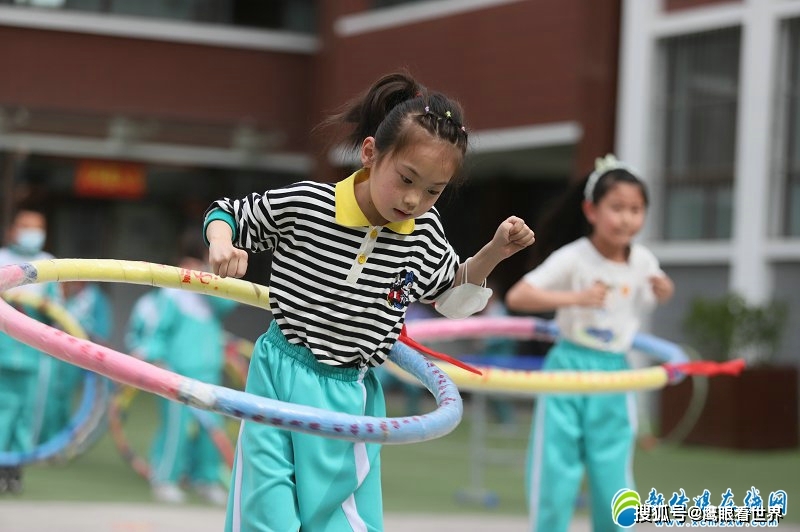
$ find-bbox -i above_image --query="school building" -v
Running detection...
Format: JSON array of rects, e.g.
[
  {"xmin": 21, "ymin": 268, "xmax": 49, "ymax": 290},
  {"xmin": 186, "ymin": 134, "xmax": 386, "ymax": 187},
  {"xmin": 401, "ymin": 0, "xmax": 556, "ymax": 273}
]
[
  {"xmin": 0, "ymin": 0, "xmax": 797, "ymax": 365},
  {"xmin": 617, "ymin": 0, "xmax": 800, "ymax": 364}
]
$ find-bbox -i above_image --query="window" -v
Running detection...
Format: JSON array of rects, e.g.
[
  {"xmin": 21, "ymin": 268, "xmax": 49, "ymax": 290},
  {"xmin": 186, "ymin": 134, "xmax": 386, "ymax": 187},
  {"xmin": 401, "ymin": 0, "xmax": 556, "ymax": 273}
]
[
  {"xmin": 4, "ymin": 0, "xmax": 316, "ymax": 33},
  {"xmin": 780, "ymin": 19, "xmax": 800, "ymax": 236},
  {"xmin": 660, "ymin": 28, "xmax": 740, "ymax": 240},
  {"xmin": 372, "ymin": 0, "xmax": 431, "ymax": 8}
]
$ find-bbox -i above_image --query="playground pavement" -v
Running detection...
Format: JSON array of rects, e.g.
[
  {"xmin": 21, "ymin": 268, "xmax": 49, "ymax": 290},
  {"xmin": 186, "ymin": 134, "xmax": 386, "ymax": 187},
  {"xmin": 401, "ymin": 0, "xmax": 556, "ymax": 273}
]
[{"xmin": 1, "ymin": 501, "xmax": 799, "ymax": 531}]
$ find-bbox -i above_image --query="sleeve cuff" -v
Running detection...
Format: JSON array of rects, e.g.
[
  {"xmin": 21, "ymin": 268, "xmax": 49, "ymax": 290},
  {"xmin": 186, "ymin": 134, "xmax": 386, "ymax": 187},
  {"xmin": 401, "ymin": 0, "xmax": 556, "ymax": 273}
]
[{"xmin": 203, "ymin": 209, "xmax": 237, "ymax": 245}]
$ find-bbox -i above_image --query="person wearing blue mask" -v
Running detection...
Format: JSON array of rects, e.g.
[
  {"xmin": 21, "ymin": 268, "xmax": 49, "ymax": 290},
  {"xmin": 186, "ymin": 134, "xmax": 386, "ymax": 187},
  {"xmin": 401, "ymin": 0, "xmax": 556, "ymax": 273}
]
[{"xmin": 0, "ymin": 206, "xmax": 61, "ymax": 494}]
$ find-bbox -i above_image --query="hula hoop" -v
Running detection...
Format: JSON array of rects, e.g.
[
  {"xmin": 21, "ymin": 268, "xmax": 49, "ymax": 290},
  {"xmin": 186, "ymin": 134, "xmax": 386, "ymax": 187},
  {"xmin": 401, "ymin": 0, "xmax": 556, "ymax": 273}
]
[
  {"xmin": 107, "ymin": 385, "xmax": 235, "ymax": 483},
  {"xmin": 0, "ymin": 259, "xmax": 462, "ymax": 444},
  {"xmin": 655, "ymin": 344, "xmax": 710, "ymax": 445},
  {"xmin": 0, "ymin": 291, "xmax": 108, "ymax": 466},
  {"xmin": 388, "ymin": 316, "xmax": 692, "ymax": 396},
  {"xmin": 108, "ymin": 334, "xmax": 252, "ymax": 482},
  {"xmin": 223, "ymin": 332, "xmax": 252, "ymax": 385},
  {"xmin": 398, "ymin": 317, "xmax": 726, "ymax": 450}
]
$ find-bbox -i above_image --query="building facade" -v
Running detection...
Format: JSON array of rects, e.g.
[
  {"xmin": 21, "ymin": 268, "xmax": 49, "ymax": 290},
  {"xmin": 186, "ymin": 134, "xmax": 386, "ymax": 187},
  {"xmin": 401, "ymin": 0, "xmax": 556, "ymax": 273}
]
[
  {"xmin": 0, "ymin": 0, "xmax": 624, "ymax": 346},
  {"xmin": 618, "ymin": 0, "xmax": 800, "ymax": 363}
]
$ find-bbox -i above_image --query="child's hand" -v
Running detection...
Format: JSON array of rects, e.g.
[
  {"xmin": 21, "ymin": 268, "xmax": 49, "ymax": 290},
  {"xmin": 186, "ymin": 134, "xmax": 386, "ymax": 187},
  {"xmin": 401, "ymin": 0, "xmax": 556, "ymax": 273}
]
[
  {"xmin": 491, "ymin": 216, "xmax": 535, "ymax": 258},
  {"xmin": 209, "ymin": 240, "xmax": 249, "ymax": 278},
  {"xmin": 206, "ymin": 220, "xmax": 249, "ymax": 278},
  {"xmin": 577, "ymin": 281, "xmax": 608, "ymax": 308},
  {"xmin": 650, "ymin": 275, "xmax": 674, "ymax": 303}
]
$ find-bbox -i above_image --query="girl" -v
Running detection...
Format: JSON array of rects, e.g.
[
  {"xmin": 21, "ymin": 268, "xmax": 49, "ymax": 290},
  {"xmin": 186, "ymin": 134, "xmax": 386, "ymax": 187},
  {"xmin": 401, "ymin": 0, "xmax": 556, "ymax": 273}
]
[
  {"xmin": 127, "ymin": 236, "xmax": 236, "ymax": 506},
  {"xmin": 204, "ymin": 72, "xmax": 535, "ymax": 531},
  {"xmin": 505, "ymin": 154, "xmax": 674, "ymax": 532}
]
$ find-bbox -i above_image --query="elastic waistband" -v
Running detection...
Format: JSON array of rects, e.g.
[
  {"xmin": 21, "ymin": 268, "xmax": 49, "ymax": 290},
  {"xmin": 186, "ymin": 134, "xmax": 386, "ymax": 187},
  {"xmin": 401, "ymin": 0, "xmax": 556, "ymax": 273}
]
[
  {"xmin": 263, "ymin": 321, "xmax": 363, "ymax": 382},
  {"xmin": 557, "ymin": 338, "xmax": 627, "ymax": 360}
]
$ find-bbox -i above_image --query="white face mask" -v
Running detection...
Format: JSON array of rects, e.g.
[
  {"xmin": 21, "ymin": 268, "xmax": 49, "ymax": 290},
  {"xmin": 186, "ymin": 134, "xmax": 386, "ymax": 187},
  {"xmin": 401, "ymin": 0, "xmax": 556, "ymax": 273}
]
[
  {"xmin": 14, "ymin": 228, "xmax": 46, "ymax": 255},
  {"xmin": 434, "ymin": 260, "xmax": 493, "ymax": 320}
]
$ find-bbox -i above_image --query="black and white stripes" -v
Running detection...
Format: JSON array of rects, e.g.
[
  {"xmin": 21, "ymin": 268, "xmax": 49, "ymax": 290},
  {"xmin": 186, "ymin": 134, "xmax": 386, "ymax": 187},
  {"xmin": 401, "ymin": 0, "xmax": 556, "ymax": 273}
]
[{"xmin": 207, "ymin": 180, "xmax": 459, "ymax": 368}]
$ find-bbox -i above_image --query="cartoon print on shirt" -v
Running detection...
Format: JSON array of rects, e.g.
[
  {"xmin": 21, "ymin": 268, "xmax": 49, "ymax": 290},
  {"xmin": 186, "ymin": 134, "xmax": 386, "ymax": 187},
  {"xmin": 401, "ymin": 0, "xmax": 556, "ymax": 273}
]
[
  {"xmin": 581, "ymin": 280, "xmax": 634, "ymax": 345},
  {"xmin": 585, "ymin": 326, "xmax": 614, "ymax": 344},
  {"xmin": 386, "ymin": 270, "xmax": 416, "ymax": 309}
]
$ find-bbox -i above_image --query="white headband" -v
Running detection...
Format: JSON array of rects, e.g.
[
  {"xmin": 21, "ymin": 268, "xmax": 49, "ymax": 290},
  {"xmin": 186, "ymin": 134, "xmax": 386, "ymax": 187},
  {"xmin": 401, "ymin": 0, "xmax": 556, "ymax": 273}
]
[{"xmin": 583, "ymin": 153, "xmax": 640, "ymax": 201}]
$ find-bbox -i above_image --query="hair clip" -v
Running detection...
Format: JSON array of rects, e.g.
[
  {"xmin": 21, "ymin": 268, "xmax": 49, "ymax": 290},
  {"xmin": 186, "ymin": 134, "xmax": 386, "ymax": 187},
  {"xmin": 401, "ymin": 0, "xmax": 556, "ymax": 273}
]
[
  {"xmin": 445, "ymin": 111, "xmax": 452, "ymax": 119},
  {"xmin": 424, "ymin": 106, "xmax": 430, "ymax": 113}
]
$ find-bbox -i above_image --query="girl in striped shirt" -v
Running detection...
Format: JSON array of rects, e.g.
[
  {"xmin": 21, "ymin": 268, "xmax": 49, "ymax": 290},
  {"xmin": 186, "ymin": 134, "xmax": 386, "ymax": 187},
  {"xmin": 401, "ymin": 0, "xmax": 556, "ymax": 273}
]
[{"xmin": 205, "ymin": 71, "xmax": 535, "ymax": 532}]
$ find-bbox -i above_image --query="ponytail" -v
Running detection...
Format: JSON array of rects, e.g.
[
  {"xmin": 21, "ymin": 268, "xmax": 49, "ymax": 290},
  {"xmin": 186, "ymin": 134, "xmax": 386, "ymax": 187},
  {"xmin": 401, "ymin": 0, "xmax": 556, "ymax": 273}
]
[
  {"xmin": 317, "ymin": 70, "xmax": 469, "ymax": 170},
  {"xmin": 335, "ymin": 72, "xmax": 422, "ymax": 152}
]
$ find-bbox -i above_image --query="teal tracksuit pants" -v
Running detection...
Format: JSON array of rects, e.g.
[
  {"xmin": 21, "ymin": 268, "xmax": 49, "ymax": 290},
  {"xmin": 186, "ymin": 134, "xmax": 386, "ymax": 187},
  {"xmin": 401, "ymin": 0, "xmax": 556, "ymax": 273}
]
[
  {"xmin": 38, "ymin": 359, "xmax": 83, "ymax": 443},
  {"xmin": 226, "ymin": 321, "xmax": 385, "ymax": 532},
  {"xmin": 527, "ymin": 340, "xmax": 637, "ymax": 532},
  {"xmin": 149, "ymin": 393, "xmax": 223, "ymax": 485},
  {"xmin": 0, "ymin": 368, "xmax": 41, "ymax": 453}
]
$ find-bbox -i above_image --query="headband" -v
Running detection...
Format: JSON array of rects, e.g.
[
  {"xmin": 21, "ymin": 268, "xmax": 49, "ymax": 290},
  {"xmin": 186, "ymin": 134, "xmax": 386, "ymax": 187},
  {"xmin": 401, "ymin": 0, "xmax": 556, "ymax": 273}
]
[{"xmin": 583, "ymin": 153, "xmax": 640, "ymax": 201}]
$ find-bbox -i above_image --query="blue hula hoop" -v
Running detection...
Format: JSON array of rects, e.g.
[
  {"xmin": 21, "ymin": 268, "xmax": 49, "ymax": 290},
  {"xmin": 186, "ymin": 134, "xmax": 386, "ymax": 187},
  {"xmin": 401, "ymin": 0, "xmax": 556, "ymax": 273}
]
[{"xmin": 0, "ymin": 371, "xmax": 103, "ymax": 466}]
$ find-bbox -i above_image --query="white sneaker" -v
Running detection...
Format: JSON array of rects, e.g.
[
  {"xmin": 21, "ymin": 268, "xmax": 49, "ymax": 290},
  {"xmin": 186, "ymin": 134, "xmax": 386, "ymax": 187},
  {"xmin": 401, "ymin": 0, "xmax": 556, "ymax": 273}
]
[
  {"xmin": 152, "ymin": 483, "xmax": 187, "ymax": 504},
  {"xmin": 194, "ymin": 484, "xmax": 228, "ymax": 506}
]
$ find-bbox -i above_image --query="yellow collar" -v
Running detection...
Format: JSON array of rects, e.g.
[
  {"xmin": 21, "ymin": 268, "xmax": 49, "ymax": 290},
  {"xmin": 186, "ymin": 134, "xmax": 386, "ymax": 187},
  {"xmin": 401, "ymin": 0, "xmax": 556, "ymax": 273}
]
[{"xmin": 334, "ymin": 169, "xmax": 415, "ymax": 234}]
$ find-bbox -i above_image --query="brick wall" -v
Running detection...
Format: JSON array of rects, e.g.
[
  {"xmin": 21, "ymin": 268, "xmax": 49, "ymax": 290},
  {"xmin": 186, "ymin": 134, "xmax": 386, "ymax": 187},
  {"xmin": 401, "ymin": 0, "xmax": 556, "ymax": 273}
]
[{"xmin": 0, "ymin": 26, "xmax": 314, "ymax": 150}]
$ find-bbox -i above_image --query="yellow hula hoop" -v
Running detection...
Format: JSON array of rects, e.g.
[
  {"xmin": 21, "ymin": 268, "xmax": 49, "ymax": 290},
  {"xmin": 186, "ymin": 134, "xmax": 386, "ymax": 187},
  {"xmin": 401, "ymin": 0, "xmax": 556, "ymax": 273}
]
[
  {"xmin": 386, "ymin": 316, "xmax": 686, "ymax": 396},
  {"xmin": 31, "ymin": 259, "xmax": 270, "ymax": 307},
  {"xmin": 0, "ymin": 259, "xmax": 464, "ymax": 444},
  {"xmin": 32, "ymin": 259, "xmax": 264, "ymax": 388},
  {"xmin": 390, "ymin": 361, "xmax": 669, "ymax": 396},
  {"xmin": 3, "ymin": 290, "xmax": 87, "ymax": 339}
]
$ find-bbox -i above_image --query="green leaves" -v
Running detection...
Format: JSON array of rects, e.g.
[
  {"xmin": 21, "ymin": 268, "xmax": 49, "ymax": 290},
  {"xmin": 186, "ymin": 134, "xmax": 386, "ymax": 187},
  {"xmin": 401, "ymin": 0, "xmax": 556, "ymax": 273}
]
[{"xmin": 683, "ymin": 293, "xmax": 788, "ymax": 364}]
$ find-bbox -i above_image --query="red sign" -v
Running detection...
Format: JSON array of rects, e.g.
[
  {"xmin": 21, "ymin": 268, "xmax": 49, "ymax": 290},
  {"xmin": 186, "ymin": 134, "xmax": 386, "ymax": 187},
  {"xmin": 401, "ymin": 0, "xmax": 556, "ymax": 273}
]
[{"xmin": 74, "ymin": 160, "xmax": 146, "ymax": 199}]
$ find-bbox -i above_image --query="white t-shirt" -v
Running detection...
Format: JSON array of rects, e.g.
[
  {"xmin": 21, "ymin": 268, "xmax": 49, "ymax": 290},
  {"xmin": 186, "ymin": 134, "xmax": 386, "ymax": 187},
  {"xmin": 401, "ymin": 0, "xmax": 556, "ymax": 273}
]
[{"xmin": 522, "ymin": 237, "xmax": 663, "ymax": 353}]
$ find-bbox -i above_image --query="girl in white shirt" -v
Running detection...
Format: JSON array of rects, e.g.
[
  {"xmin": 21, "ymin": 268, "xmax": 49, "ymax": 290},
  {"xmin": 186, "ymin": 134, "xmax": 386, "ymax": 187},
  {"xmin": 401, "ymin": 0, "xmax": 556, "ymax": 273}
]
[{"xmin": 506, "ymin": 154, "xmax": 674, "ymax": 532}]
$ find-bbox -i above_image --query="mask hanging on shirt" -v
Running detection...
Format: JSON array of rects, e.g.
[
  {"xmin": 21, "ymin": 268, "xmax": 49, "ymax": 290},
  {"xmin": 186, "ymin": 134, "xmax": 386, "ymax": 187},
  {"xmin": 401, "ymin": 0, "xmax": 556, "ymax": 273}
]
[
  {"xmin": 14, "ymin": 228, "xmax": 46, "ymax": 255},
  {"xmin": 434, "ymin": 260, "xmax": 493, "ymax": 320}
]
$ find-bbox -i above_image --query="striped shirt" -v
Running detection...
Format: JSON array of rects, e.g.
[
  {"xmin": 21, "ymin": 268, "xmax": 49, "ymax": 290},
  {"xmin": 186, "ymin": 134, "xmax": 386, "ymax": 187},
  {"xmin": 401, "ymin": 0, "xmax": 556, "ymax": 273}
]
[{"xmin": 205, "ymin": 169, "xmax": 459, "ymax": 368}]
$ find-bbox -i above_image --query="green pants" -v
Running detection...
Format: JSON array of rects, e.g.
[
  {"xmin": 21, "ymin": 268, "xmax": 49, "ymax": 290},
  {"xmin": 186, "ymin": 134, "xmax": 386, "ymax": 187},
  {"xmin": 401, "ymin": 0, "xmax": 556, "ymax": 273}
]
[
  {"xmin": 527, "ymin": 340, "xmax": 637, "ymax": 532},
  {"xmin": 0, "ymin": 367, "xmax": 42, "ymax": 453},
  {"xmin": 39, "ymin": 359, "xmax": 84, "ymax": 443},
  {"xmin": 226, "ymin": 321, "xmax": 385, "ymax": 532},
  {"xmin": 149, "ymin": 397, "xmax": 222, "ymax": 485}
]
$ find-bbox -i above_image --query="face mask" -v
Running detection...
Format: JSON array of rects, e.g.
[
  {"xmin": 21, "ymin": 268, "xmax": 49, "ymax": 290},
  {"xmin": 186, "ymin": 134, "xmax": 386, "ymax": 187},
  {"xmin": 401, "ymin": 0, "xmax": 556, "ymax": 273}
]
[
  {"xmin": 435, "ymin": 260, "xmax": 493, "ymax": 320},
  {"xmin": 14, "ymin": 228, "xmax": 46, "ymax": 255}
]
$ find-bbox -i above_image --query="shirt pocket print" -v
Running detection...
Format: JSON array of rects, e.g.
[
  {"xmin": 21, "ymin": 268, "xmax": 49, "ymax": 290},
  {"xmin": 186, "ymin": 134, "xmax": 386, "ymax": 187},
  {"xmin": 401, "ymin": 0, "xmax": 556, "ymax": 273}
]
[{"xmin": 385, "ymin": 269, "xmax": 417, "ymax": 310}]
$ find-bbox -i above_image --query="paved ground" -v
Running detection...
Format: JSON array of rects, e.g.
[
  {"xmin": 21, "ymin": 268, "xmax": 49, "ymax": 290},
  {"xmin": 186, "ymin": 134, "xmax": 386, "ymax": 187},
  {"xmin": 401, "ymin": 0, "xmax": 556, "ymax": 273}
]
[{"xmin": 1, "ymin": 501, "xmax": 798, "ymax": 531}]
